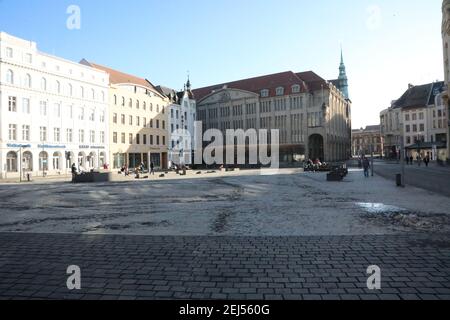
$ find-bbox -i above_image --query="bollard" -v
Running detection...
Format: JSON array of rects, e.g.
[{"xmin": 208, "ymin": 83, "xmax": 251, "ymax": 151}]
[{"xmin": 396, "ymin": 174, "xmax": 402, "ymax": 187}]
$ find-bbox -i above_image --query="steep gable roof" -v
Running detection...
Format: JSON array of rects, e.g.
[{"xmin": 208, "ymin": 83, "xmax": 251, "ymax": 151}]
[{"xmin": 393, "ymin": 83, "xmax": 433, "ymax": 109}]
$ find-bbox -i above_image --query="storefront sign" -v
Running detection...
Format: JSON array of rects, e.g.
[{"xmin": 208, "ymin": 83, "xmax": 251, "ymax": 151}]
[
  {"xmin": 38, "ymin": 144, "xmax": 66, "ymax": 149},
  {"xmin": 7, "ymin": 144, "xmax": 32, "ymax": 148}
]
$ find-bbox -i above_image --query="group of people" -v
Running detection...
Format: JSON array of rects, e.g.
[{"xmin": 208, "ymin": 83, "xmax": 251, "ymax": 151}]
[
  {"xmin": 120, "ymin": 162, "xmax": 156, "ymax": 177},
  {"xmin": 405, "ymin": 154, "xmax": 430, "ymax": 167},
  {"xmin": 304, "ymin": 158, "xmax": 328, "ymax": 172}
]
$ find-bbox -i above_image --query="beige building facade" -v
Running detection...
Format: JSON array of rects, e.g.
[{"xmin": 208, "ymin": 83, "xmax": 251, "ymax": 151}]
[
  {"xmin": 380, "ymin": 82, "xmax": 448, "ymax": 161},
  {"xmin": 352, "ymin": 125, "xmax": 383, "ymax": 157},
  {"xmin": 81, "ymin": 60, "xmax": 169, "ymax": 170},
  {"xmin": 193, "ymin": 68, "xmax": 352, "ymax": 164}
]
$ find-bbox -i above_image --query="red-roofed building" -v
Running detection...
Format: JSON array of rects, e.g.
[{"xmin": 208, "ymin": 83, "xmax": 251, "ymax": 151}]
[{"xmin": 193, "ymin": 64, "xmax": 352, "ymax": 164}]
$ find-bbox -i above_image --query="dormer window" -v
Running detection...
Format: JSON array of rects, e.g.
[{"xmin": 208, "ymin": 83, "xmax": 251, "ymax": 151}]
[
  {"xmin": 292, "ymin": 85, "xmax": 301, "ymax": 93},
  {"xmin": 261, "ymin": 89, "xmax": 269, "ymax": 98},
  {"xmin": 276, "ymin": 87, "xmax": 284, "ymax": 96}
]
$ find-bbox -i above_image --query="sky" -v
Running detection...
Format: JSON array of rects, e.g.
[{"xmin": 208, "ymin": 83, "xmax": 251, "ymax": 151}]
[{"xmin": 0, "ymin": 0, "xmax": 445, "ymax": 129}]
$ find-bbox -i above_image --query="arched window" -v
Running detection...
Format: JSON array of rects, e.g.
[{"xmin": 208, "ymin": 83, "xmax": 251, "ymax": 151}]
[
  {"xmin": 25, "ymin": 74, "xmax": 32, "ymax": 88},
  {"xmin": 292, "ymin": 85, "xmax": 301, "ymax": 93},
  {"xmin": 260, "ymin": 89, "xmax": 269, "ymax": 98},
  {"xmin": 41, "ymin": 77, "xmax": 47, "ymax": 91},
  {"xmin": 136, "ymin": 100, "xmax": 140, "ymax": 109},
  {"xmin": 23, "ymin": 151, "xmax": 33, "ymax": 171},
  {"xmin": 6, "ymin": 69, "xmax": 14, "ymax": 84},
  {"xmin": 143, "ymin": 102, "xmax": 146, "ymax": 110},
  {"xmin": 276, "ymin": 87, "xmax": 284, "ymax": 96},
  {"xmin": 6, "ymin": 151, "xmax": 18, "ymax": 172},
  {"xmin": 39, "ymin": 151, "xmax": 48, "ymax": 171},
  {"xmin": 53, "ymin": 152, "xmax": 62, "ymax": 170}
]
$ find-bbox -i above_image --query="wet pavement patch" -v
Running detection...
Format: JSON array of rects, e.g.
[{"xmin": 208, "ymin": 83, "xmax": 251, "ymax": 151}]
[{"xmin": 357, "ymin": 202, "xmax": 410, "ymax": 215}]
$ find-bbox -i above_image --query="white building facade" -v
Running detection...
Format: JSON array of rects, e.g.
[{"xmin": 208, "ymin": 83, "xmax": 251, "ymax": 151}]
[
  {"xmin": 0, "ymin": 32, "xmax": 110, "ymax": 179},
  {"xmin": 156, "ymin": 81, "xmax": 196, "ymax": 166}
]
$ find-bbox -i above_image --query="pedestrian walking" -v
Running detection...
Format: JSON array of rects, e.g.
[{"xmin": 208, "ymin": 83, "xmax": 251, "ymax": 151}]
[
  {"xmin": 424, "ymin": 156, "xmax": 430, "ymax": 167},
  {"xmin": 409, "ymin": 156, "xmax": 413, "ymax": 165},
  {"xmin": 150, "ymin": 162, "xmax": 155, "ymax": 175},
  {"xmin": 362, "ymin": 157, "xmax": 370, "ymax": 178},
  {"xmin": 71, "ymin": 163, "xmax": 77, "ymax": 182}
]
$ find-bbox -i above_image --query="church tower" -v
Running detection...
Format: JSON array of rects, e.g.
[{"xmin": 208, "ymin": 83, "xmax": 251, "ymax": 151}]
[{"xmin": 338, "ymin": 49, "xmax": 349, "ymax": 100}]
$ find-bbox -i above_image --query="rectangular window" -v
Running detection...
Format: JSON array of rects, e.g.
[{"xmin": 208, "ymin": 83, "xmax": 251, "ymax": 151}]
[
  {"xmin": 143, "ymin": 117, "xmax": 147, "ymax": 128},
  {"xmin": 40, "ymin": 127, "xmax": 47, "ymax": 142},
  {"xmin": 100, "ymin": 131, "xmax": 105, "ymax": 144},
  {"xmin": 54, "ymin": 128, "xmax": 61, "ymax": 142},
  {"xmin": 89, "ymin": 110, "xmax": 95, "ymax": 121},
  {"xmin": 162, "ymin": 136, "xmax": 166, "ymax": 146},
  {"xmin": 405, "ymin": 125, "xmax": 410, "ymax": 133},
  {"xmin": 113, "ymin": 113, "xmax": 118, "ymax": 124},
  {"xmin": 78, "ymin": 107, "xmax": 84, "ymax": 120},
  {"xmin": 129, "ymin": 133, "xmax": 133, "ymax": 144},
  {"xmin": 40, "ymin": 101, "xmax": 48, "ymax": 116},
  {"xmin": 150, "ymin": 119, "xmax": 153, "ymax": 128},
  {"xmin": 121, "ymin": 133, "xmax": 125, "ymax": 144},
  {"xmin": 66, "ymin": 129, "xmax": 73, "ymax": 143},
  {"xmin": 26, "ymin": 53, "xmax": 32, "ymax": 64},
  {"xmin": 136, "ymin": 134, "xmax": 140, "ymax": 145},
  {"xmin": 100, "ymin": 111, "xmax": 105, "ymax": 123},
  {"xmin": 419, "ymin": 124, "xmax": 425, "ymax": 132},
  {"xmin": 121, "ymin": 114, "xmax": 125, "ymax": 125},
  {"xmin": 22, "ymin": 125, "xmax": 30, "ymax": 141},
  {"xmin": 22, "ymin": 98, "xmax": 30, "ymax": 114},
  {"xmin": 156, "ymin": 120, "xmax": 160, "ymax": 129},
  {"xmin": 143, "ymin": 134, "xmax": 147, "ymax": 145},
  {"xmin": 79, "ymin": 130, "xmax": 84, "ymax": 143},
  {"xmin": 90, "ymin": 130, "xmax": 95, "ymax": 143},
  {"xmin": 54, "ymin": 103, "xmax": 61, "ymax": 118},
  {"xmin": 8, "ymin": 96, "xmax": 17, "ymax": 112},
  {"xmin": 137, "ymin": 116, "xmax": 140, "ymax": 127},
  {"xmin": 113, "ymin": 132, "xmax": 118, "ymax": 144},
  {"xmin": 162, "ymin": 121, "xmax": 165, "ymax": 130},
  {"xmin": 9, "ymin": 124, "xmax": 17, "ymax": 140},
  {"xmin": 129, "ymin": 115, "xmax": 133, "ymax": 126},
  {"xmin": 150, "ymin": 135, "xmax": 154, "ymax": 145},
  {"xmin": 156, "ymin": 135, "xmax": 160, "ymax": 145}
]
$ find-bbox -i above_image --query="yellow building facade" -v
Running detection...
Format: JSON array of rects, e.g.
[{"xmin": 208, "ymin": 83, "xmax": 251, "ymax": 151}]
[{"xmin": 81, "ymin": 60, "xmax": 169, "ymax": 170}]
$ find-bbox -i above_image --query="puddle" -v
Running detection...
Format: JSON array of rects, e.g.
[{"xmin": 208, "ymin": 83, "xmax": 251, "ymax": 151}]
[{"xmin": 356, "ymin": 203, "xmax": 409, "ymax": 215}]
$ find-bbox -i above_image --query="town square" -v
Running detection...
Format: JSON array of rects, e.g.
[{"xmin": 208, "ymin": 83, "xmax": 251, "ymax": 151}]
[{"xmin": 0, "ymin": 0, "xmax": 449, "ymax": 305}]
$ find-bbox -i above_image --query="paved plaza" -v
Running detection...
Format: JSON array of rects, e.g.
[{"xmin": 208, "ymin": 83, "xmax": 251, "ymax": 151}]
[{"xmin": 0, "ymin": 169, "xmax": 450, "ymax": 300}]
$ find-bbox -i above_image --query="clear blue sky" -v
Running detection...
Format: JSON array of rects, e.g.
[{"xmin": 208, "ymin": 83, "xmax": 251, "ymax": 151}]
[{"xmin": 0, "ymin": 0, "xmax": 444, "ymax": 128}]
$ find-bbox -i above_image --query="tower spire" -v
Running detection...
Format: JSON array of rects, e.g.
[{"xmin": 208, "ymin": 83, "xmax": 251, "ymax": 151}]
[{"xmin": 338, "ymin": 48, "xmax": 349, "ymax": 99}]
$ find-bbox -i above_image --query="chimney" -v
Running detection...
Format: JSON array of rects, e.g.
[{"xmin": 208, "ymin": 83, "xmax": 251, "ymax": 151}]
[{"xmin": 408, "ymin": 83, "xmax": 414, "ymax": 89}]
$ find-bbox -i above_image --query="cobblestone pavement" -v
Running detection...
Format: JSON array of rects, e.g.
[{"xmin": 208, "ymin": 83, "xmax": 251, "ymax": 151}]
[{"xmin": 1, "ymin": 232, "xmax": 450, "ymax": 300}]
